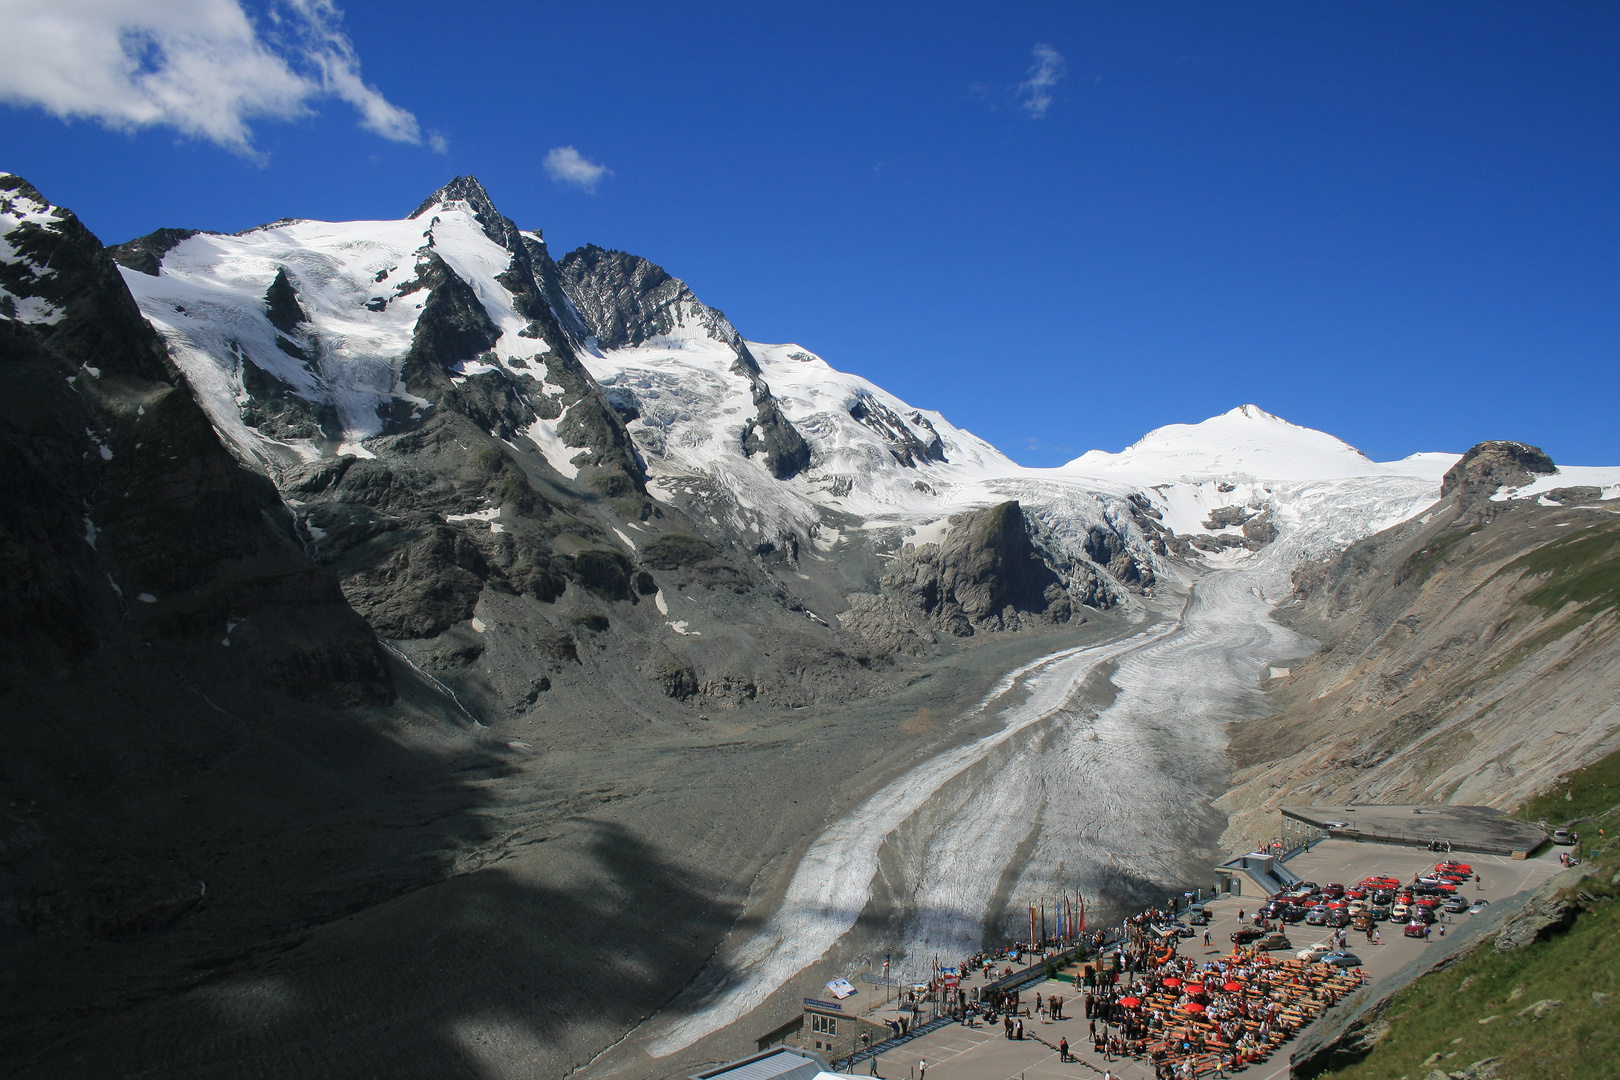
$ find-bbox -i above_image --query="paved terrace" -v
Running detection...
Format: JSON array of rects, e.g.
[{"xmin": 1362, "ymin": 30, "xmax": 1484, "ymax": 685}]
[
  {"xmin": 1281, "ymin": 804, "xmax": 1548, "ymax": 856},
  {"xmin": 858, "ymin": 840, "xmax": 1563, "ymax": 1080}
]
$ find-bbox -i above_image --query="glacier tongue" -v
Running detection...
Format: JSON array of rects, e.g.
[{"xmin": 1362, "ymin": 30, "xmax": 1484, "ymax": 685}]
[{"xmin": 642, "ymin": 469, "xmax": 1444, "ymax": 1056}]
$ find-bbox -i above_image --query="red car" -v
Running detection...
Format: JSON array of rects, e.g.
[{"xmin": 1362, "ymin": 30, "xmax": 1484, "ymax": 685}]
[{"xmin": 1403, "ymin": 920, "xmax": 1429, "ymax": 938}]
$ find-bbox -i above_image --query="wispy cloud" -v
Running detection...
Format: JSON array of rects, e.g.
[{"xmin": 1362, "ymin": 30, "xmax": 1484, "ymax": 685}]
[
  {"xmin": 0, "ymin": 0, "xmax": 428, "ymax": 160},
  {"xmin": 544, "ymin": 145, "xmax": 611, "ymax": 193},
  {"xmin": 1014, "ymin": 43, "xmax": 1066, "ymax": 119}
]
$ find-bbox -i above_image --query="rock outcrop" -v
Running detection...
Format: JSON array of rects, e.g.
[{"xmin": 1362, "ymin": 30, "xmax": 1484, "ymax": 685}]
[
  {"xmin": 1440, "ymin": 440, "xmax": 1556, "ymax": 506},
  {"xmin": 842, "ymin": 501, "xmax": 1112, "ymax": 651},
  {"xmin": 1495, "ymin": 865, "xmax": 1593, "ymax": 951}
]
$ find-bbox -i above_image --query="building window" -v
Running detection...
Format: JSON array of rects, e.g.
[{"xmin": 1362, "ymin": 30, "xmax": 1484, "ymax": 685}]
[{"xmin": 810, "ymin": 1014, "xmax": 837, "ymax": 1035}]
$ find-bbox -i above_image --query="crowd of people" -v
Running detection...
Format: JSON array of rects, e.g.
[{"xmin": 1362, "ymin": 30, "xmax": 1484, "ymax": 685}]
[
  {"xmin": 1072, "ymin": 945, "xmax": 1364, "ymax": 1076},
  {"xmin": 941, "ymin": 908, "xmax": 1361, "ymax": 1076},
  {"xmin": 866, "ymin": 904, "xmax": 1364, "ymax": 1076}
]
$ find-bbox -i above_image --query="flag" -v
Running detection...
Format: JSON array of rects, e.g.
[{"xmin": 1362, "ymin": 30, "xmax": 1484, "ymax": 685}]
[
  {"xmin": 1028, "ymin": 905, "xmax": 1037, "ymax": 945},
  {"xmin": 1040, "ymin": 899, "xmax": 1047, "ymax": 945},
  {"xmin": 1078, "ymin": 892, "xmax": 1086, "ymax": 935}
]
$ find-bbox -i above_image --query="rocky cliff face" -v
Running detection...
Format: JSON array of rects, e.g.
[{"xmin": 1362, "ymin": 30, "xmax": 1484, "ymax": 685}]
[
  {"xmin": 0, "ymin": 172, "xmax": 391, "ymax": 707},
  {"xmin": 1439, "ymin": 440, "xmax": 1556, "ymax": 507},
  {"xmin": 1216, "ymin": 443, "xmax": 1620, "ymax": 850},
  {"xmin": 841, "ymin": 501, "xmax": 1113, "ymax": 652},
  {"xmin": 557, "ymin": 244, "xmax": 811, "ymax": 479},
  {"xmin": 0, "ymin": 173, "xmax": 492, "ymax": 1018}
]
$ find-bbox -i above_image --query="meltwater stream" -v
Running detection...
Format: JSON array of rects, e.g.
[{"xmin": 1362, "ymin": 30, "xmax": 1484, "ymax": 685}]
[{"xmin": 646, "ymin": 478, "xmax": 1441, "ymax": 1058}]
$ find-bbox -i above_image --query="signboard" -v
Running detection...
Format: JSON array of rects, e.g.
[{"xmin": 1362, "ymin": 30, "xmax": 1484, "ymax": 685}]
[
  {"xmin": 825, "ymin": 978, "xmax": 857, "ymax": 999},
  {"xmin": 803, "ymin": 998, "xmax": 844, "ymax": 1012}
]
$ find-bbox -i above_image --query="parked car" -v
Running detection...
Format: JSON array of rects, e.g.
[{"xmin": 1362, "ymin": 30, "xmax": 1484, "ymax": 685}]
[
  {"xmin": 1553, "ymin": 828, "xmax": 1576, "ymax": 845},
  {"xmin": 1321, "ymin": 883, "xmax": 1346, "ymax": 900},
  {"xmin": 1370, "ymin": 904, "xmax": 1391, "ymax": 921},
  {"xmin": 1258, "ymin": 932, "xmax": 1293, "ymax": 951},
  {"xmin": 1391, "ymin": 902, "xmax": 1411, "ymax": 921},
  {"xmin": 1351, "ymin": 914, "xmax": 1375, "ymax": 932},
  {"xmin": 1326, "ymin": 910, "xmax": 1351, "ymax": 928},
  {"xmin": 1443, "ymin": 896, "xmax": 1470, "ymax": 914},
  {"xmin": 1320, "ymin": 951, "xmax": 1363, "ymax": 968},
  {"xmin": 1372, "ymin": 888, "xmax": 1395, "ymax": 905},
  {"xmin": 1468, "ymin": 899, "xmax": 1490, "ymax": 915},
  {"xmin": 1231, "ymin": 927, "xmax": 1265, "ymax": 945},
  {"xmin": 1306, "ymin": 907, "xmax": 1329, "ymax": 926},
  {"xmin": 1188, "ymin": 908, "xmax": 1211, "ymax": 926},
  {"xmin": 1404, "ymin": 921, "xmax": 1429, "ymax": 938},
  {"xmin": 1297, "ymin": 942, "xmax": 1334, "ymax": 962},
  {"xmin": 1281, "ymin": 904, "xmax": 1307, "ymax": 924}
]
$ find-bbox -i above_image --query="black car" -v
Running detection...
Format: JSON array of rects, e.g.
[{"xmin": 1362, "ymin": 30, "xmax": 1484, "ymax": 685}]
[
  {"xmin": 1231, "ymin": 927, "xmax": 1265, "ymax": 944},
  {"xmin": 1281, "ymin": 904, "xmax": 1307, "ymax": 924}
]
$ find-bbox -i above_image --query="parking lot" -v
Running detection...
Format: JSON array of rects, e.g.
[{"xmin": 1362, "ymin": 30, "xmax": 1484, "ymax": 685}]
[{"xmin": 864, "ymin": 840, "xmax": 1565, "ymax": 1080}]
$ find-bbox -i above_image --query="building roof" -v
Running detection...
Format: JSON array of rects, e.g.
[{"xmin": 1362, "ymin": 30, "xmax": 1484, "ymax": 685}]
[
  {"xmin": 689, "ymin": 1046, "xmax": 834, "ymax": 1080},
  {"xmin": 1279, "ymin": 805, "xmax": 1547, "ymax": 856}
]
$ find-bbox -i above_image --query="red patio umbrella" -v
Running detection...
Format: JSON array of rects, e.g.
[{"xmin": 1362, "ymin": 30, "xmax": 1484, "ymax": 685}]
[
  {"xmin": 1184, "ymin": 984, "xmax": 1205, "ymax": 994},
  {"xmin": 1223, "ymin": 981, "xmax": 1243, "ymax": 992},
  {"xmin": 1183, "ymin": 1002, "xmax": 1206, "ymax": 1013},
  {"xmin": 1162, "ymin": 977, "xmax": 1183, "ymax": 988},
  {"xmin": 1118, "ymin": 996, "xmax": 1142, "ymax": 1008}
]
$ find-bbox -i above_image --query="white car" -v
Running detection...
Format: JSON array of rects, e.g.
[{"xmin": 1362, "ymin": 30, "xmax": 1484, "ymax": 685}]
[
  {"xmin": 1296, "ymin": 943, "xmax": 1334, "ymax": 962},
  {"xmin": 1391, "ymin": 902, "xmax": 1410, "ymax": 921}
]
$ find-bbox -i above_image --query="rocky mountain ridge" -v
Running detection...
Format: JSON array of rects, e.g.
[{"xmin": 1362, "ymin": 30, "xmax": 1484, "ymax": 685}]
[{"xmin": 1218, "ymin": 442, "xmax": 1620, "ymax": 849}]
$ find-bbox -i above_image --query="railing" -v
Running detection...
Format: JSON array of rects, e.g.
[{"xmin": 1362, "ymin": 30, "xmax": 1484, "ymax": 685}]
[{"xmin": 830, "ymin": 1014, "xmax": 954, "ymax": 1074}]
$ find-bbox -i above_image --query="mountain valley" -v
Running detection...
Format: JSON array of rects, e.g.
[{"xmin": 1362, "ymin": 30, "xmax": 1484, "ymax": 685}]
[{"xmin": 2, "ymin": 171, "xmax": 1617, "ymax": 1080}]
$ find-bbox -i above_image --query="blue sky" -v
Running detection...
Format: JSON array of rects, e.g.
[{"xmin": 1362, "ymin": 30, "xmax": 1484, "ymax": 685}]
[{"xmin": 3, "ymin": 2, "xmax": 1616, "ymax": 466}]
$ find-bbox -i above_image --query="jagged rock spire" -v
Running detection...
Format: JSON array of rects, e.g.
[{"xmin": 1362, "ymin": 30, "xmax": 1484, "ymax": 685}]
[{"xmin": 409, "ymin": 175, "xmax": 525, "ymax": 252}]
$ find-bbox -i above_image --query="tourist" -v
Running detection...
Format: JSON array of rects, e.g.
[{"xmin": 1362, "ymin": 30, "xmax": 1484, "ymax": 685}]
[
  {"xmin": 917, "ymin": 1059, "xmax": 926, "ymax": 1079},
  {"xmin": 1059, "ymin": 1036, "xmax": 1070, "ymax": 1061}
]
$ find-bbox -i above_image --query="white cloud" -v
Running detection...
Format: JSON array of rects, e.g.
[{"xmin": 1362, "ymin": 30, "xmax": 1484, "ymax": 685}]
[
  {"xmin": 544, "ymin": 146, "xmax": 611, "ymax": 193},
  {"xmin": 0, "ymin": 0, "xmax": 425, "ymax": 158},
  {"xmin": 1014, "ymin": 43, "xmax": 1066, "ymax": 119}
]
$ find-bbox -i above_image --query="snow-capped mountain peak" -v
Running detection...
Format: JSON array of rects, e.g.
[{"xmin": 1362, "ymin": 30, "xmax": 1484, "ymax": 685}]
[{"xmin": 1061, "ymin": 403, "xmax": 1442, "ymax": 483}]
